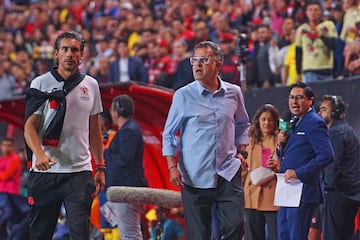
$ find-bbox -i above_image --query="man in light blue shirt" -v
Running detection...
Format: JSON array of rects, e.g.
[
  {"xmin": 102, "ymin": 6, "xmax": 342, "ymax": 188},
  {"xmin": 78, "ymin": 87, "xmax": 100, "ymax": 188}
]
[{"xmin": 162, "ymin": 41, "xmax": 250, "ymax": 240}]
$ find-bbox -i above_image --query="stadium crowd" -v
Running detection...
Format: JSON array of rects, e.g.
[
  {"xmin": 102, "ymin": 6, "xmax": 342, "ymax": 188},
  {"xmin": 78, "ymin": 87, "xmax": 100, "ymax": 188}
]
[{"xmin": 1, "ymin": 0, "xmax": 360, "ymax": 101}]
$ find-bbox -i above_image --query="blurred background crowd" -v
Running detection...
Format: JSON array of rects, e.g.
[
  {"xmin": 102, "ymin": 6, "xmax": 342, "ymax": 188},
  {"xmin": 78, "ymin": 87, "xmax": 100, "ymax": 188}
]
[{"xmin": 0, "ymin": 0, "xmax": 360, "ymax": 102}]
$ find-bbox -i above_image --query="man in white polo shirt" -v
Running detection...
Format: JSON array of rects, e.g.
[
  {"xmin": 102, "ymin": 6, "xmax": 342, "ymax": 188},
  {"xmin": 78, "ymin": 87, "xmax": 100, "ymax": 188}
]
[{"xmin": 24, "ymin": 31, "xmax": 105, "ymax": 240}]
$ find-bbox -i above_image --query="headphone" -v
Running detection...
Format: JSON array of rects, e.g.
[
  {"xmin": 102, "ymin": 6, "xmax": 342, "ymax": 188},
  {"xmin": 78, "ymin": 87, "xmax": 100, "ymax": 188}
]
[
  {"xmin": 331, "ymin": 95, "xmax": 340, "ymax": 120},
  {"xmin": 113, "ymin": 95, "xmax": 134, "ymax": 118}
]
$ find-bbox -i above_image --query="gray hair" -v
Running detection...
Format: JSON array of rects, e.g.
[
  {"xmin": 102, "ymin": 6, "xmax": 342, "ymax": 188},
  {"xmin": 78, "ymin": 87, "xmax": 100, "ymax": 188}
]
[{"xmin": 194, "ymin": 41, "xmax": 224, "ymax": 62}]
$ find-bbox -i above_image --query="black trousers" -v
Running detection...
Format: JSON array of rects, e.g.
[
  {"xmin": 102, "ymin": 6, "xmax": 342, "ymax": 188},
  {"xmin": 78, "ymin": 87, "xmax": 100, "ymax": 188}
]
[
  {"xmin": 244, "ymin": 209, "xmax": 278, "ymax": 240},
  {"xmin": 181, "ymin": 171, "xmax": 244, "ymax": 240},
  {"xmin": 28, "ymin": 171, "xmax": 95, "ymax": 240},
  {"xmin": 322, "ymin": 191, "xmax": 360, "ymax": 240}
]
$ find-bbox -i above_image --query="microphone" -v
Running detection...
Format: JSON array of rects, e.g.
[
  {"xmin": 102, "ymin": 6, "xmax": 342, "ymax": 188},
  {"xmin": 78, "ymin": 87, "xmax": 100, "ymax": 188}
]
[
  {"xmin": 274, "ymin": 111, "xmax": 293, "ymax": 160},
  {"xmin": 106, "ymin": 186, "xmax": 182, "ymax": 208},
  {"xmin": 279, "ymin": 110, "xmax": 293, "ymax": 132}
]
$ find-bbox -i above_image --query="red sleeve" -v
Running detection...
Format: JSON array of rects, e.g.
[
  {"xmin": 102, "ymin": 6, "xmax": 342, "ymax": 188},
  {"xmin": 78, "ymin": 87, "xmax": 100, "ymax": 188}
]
[{"xmin": 0, "ymin": 154, "xmax": 22, "ymax": 181}]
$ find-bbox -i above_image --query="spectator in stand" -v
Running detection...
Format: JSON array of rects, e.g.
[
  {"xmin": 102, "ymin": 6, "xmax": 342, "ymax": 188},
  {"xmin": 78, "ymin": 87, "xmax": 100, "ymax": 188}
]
[
  {"xmin": 218, "ymin": 32, "xmax": 241, "ymax": 87},
  {"xmin": 134, "ymin": 42, "xmax": 151, "ymax": 72},
  {"xmin": 246, "ymin": 23, "xmax": 259, "ymax": 89},
  {"xmin": 108, "ymin": 38, "xmax": 148, "ymax": 84},
  {"xmin": 277, "ymin": 17, "xmax": 296, "ymax": 49},
  {"xmin": 139, "ymin": 28, "xmax": 157, "ymax": 47},
  {"xmin": 89, "ymin": 56, "xmax": 110, "ymax": 84},
  {"xmin": 148, "ymin": 38, "xmax": 173, "ymax": 87},
  {"xmin": 343, "ymin": 33, "xmax": 360, "ymax": 76},
  {"xmin": 171, "ymin": 18, "xmax": 195, "ymax": 46},
  {"xmin": 340, "ymin": 0, "xmax": 360, "ymax": 44},
  {"xmin": 0, "ymin": 137, "xmax": 22, "ymax": 195},
  {"xmin": 242, "ymin": 0, "xmax": 270, "ymax": 27},
  {"xmin": 93, "ymin": 34, "xmax": 114, "ymax": 63},
  {"xmin": 271, "ymin": 0, "xmax": 290, "ymax": 40},
  {"xmin": 329, "ymin": 2, "xmax": 346, "ymax": 79},
  {"xmin": 248, "ymin": 24, "xmax": 281, "ymax": 89},
  {"xmin": 278, "ymin": 18, "xmax": 297, "ymax": 86},
  {"xmin": 0, "ymin": 137, "xmax": 23, "ymax": 239},
  {"xmin": 209, "ymin": 12, "xmax": 232, "ymax": 44},
  {"xmin": 283, "ymin": 29, "xmax": 299, "ymax": 86},
  {"xmin": 188, "ymin": 19, "xmax": 211, "ymax": 51},
  {"xmin": 15, "ymin": 50, "xmax": 36, "ymax": 81},
  {"xmin": 290, "ymin": 0, "xmax": 308, "ymax": 27},
  {"xmin": 170, "ymin": 38, "xmax": 194, "ymax": 91},
  {"xmin": 11, "ymin": 62, "xmax": 30, "ymax": 97},
  {"xmin": 2, "ymin": 34, "xmax": 16, "ymax": 62},
  {"xmin": 0, "ymin": 59, "xmax": 16, "ymax": 100},
  {"xmin": 295, "ymin": 1, "xmax": 338, "ymax": 83},
  {"xmin": 193, "ymin": 3, "xmax": 209, "ymax": 22},
  {"xmin": 218, "ymin": 0, "xmax": 243, "ymax": 29}
]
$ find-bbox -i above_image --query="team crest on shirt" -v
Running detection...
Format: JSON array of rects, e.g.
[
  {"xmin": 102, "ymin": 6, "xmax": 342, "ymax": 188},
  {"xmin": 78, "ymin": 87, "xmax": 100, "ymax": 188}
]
[{"xmin": 79, "ymin": 86, "xmax": 90, "ymax": 101}]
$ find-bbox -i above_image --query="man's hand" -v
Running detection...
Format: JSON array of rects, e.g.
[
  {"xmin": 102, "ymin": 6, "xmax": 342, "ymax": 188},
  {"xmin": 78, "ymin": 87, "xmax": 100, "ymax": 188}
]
[
  {"xmin": 267, "ymin": 157, "xmax": 280, "ymax": 172},
  {"xmin": 34, "ymin": 153, "xmax": 57, "ymax": 171},
  {"xmin": 284, "ymin": 169, "xmax": 297, "ymax": 183},
  {"xmin": 94, "ymin": 171, "xmax": 105, "ymax": 195},
  {"xmin": 236, "ymin": 153, "xmax": 247, "ymax": 167},
  {"xmin": 169, "ymin": 167, "xmax": 183, "ymax": 187},
  {"xmin": 278, "ymin": 131, "xmax": 288, "ymax": 146}
]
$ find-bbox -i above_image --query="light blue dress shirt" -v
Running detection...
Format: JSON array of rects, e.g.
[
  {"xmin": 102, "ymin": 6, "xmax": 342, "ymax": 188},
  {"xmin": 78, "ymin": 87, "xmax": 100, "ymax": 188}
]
[{"xmin": 162, "ymin": 80, "xmax": 250, "ymax": 188}]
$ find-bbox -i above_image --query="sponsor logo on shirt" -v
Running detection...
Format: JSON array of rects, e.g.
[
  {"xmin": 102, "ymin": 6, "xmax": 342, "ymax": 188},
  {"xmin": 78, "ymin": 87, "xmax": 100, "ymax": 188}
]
[{"xmin": 79, "ymin": 86, "xmax": 90, "ymax": 101}]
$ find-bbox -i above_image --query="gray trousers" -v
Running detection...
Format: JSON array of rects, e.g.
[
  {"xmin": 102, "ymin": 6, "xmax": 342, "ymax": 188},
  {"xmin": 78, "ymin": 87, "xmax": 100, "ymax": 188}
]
[{"xmin": 181, "ymin": 171, "xmax": 244, "ymax": 240}]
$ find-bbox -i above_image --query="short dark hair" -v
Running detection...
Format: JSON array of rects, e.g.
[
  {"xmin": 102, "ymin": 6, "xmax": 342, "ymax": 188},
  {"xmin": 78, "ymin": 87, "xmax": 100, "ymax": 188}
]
[
  {"xmin": 289, "ymin": 82, "xmax": 314, "ymax": 100},
  {"xmin": 322, "ymin": 94, "xmax": 345, "ymax": 119},
  {"xmin": 1, "ymin": 137, "xmax": 14, "ymax": 144},
  {"xmin": 306, "ymin": 0, "xmax": 322, "ymax": 9},
  {"xmin": 113, "ymin": 95, "xmax": 135, "ymax": 118},
  {"xmin": 116, "ymin": 37, "xmax": 128, "ymax": 45},
  {"xmin": 54, "ymin": 31, "xmax": 85, "ymax": 52}
]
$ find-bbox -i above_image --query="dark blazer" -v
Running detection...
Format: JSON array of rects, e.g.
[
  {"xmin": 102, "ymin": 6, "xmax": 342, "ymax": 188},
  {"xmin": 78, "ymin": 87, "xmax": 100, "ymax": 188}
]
[
  {"xmin": 108, "ymin": 57, "xmax": 148, "ymax": 84},
  {"xmin": 104, "ymin": 118, "xmax": 148, "ymax": 188},
  {"xmin": 281, "ymin": 109, "xmax": 334, "ymax": 204}
]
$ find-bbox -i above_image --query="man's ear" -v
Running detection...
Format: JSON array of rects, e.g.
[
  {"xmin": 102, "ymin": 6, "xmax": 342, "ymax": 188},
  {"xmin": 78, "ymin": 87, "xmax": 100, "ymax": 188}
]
[
  {"xmin": 216, "ymin": 60, "xmax": 223, "ymax": 69},
  {"xmin": 310, "ymin": 96, "xmax": 315, "ymax": 106}
]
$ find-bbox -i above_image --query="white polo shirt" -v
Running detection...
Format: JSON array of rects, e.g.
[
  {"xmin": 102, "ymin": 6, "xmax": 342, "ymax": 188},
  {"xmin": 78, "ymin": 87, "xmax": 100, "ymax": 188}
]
[{"xmin": 30, "ymin": 72, "xmax": 103, "ymax": 173}]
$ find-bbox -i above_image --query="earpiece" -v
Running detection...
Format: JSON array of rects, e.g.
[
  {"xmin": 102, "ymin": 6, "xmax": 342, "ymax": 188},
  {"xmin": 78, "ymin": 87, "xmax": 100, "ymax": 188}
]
[{"xmin": 331, "ymin": 95, "xmax": 340, "ymax": 120}]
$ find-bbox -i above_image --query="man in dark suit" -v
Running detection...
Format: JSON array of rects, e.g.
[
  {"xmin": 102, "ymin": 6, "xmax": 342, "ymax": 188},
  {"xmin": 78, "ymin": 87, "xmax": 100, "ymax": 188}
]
[
  {"xmin": 277, "ymin": 82, "xmax": 334, "ymax": 240},
  {"xmin": 108, "ymin": 39, "xmax": 148, "ymax": 84},
  {"xmin": 105, "ymin": 95, "xmax": 148, "ymax": 240}
]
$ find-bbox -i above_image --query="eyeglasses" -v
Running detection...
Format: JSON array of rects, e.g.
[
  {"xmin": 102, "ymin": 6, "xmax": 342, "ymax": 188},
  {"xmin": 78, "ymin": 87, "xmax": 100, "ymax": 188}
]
[
  {"xmin": 287, "ymin": 95, "xmax": 306, "ymax": 101},
  {"xmin": 190, "ymin": 56, "xmax": 213, "ymax": 65}
]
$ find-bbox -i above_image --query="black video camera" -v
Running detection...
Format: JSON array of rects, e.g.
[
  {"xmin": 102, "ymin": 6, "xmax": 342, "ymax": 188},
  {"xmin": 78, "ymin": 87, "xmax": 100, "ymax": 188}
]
[{"xmin": 235, "ymin": 33, "xmax": 249, "ymax": 65}]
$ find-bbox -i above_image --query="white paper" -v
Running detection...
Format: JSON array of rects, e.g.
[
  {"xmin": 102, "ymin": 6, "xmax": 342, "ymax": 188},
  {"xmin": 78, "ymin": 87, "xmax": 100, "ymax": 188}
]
[
  {"xmin": 100, "ymin": 201, "xmax": 118, "ymax": 227},
  {"xmin": 274, "ymin": 173, "xmax": 303, "ymax": 207}
]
